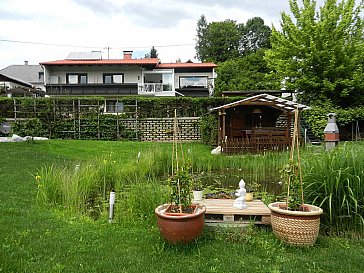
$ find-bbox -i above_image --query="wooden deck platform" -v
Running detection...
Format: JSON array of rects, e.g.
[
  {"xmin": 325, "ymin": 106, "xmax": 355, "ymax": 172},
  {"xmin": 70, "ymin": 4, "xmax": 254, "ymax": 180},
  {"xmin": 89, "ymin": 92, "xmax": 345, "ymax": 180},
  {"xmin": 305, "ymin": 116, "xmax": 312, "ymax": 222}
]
[{"xmin": 193, "ymin": 199, "xmax": 271, "ymax": 227}]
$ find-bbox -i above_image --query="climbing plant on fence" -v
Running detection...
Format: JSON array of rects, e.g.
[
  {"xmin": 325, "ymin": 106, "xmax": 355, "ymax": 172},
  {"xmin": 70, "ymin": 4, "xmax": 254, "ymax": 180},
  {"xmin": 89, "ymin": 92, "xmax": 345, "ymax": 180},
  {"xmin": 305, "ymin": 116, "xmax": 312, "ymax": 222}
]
[
  {"xmin": 3, "ymin": 96, "xmax": 363, "ymax": 141},
  {"xmin": 1, "ymin": 96, "xmax": 240, "ymax": 141}
]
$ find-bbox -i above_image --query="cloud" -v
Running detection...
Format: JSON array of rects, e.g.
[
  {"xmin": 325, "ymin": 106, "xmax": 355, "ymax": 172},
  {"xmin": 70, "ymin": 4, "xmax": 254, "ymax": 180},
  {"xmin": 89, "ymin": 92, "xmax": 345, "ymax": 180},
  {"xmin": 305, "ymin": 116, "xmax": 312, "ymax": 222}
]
[
  {"xmin": 179, "ymin": 0, "xmax": 290, "ymax": 18},
  {"xmin": 71, "ymin": 0, "xmax": 192, "ymax": 28},
  {"xmin": 122, "ymin": 2, "xmax": 192, "ymax": 28},
  {"xmin": 0, "ymin": 9, "xmax": 32, "ymax": 21},
  {"xmin": 72, "ymin": 0, "xmax": 121, "ymax": 16}
]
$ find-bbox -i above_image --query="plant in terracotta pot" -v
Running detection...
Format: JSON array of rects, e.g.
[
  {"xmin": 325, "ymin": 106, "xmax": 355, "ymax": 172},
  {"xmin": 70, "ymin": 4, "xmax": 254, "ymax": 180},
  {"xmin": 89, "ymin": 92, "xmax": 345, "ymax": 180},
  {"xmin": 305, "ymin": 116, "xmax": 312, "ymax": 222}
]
[
  {"xmin": 155, "ymin": 110, "xmax": 206, "ymax": 244},
  {"xmin": 192, "ymin": 178, "xmax": 204, "ymax": 201},
  {"xmin": 268, "ymin": 108, "xmax": 323, "ymax": 247}
]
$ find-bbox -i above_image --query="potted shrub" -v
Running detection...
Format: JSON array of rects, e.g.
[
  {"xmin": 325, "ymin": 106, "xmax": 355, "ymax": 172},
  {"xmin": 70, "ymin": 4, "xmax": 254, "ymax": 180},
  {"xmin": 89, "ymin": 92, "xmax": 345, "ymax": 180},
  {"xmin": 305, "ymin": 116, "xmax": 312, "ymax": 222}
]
[
  {"xmin": 155, "ymin": 111, "xmax": 205, "ymax": 244},
  {"xmin": 245, "ymin": 181, "xmax": 259, "ymax": 202},
  {"xmin": 268, "ymin": 108, "xmax": 323, "ymax": 247},
  {"xmin": 192, "ymin": 179, "xmax": 204, "ymax": 201}
]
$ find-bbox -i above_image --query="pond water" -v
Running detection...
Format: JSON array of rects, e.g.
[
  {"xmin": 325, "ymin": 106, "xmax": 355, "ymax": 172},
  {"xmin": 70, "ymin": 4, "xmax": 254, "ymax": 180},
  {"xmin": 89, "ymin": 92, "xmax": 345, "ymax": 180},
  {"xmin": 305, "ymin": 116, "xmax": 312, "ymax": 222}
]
[{"xmin": 193, "ymin": 169, "xmax": 283, "ymax": 196}]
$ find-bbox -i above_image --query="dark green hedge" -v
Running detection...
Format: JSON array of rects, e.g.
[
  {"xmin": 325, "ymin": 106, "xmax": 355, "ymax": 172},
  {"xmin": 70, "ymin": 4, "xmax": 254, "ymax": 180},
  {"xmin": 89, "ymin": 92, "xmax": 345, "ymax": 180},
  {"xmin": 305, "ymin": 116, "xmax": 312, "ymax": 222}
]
[
  {"xmin": 302, "ymin": 102, "xmax": 364, "ymax": 140},
  {"xmin": 1, "ymin": 96, "xmax": 241, "ymax": 141},
  {"xmin": 3, "ymin": 96, "xmax": 362, "ymax": 141}
]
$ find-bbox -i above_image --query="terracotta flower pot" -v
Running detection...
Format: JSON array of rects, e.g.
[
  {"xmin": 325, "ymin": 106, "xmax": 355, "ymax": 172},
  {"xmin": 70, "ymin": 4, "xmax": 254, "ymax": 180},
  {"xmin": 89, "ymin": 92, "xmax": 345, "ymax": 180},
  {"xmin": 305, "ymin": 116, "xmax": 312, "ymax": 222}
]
[
  {"xmin": 155, "ymin": 204, "xmax": 206, "ymax": 244},
  {"xmin": 268, "ymin": 202, "xmax": 323, "ymax": 247}
]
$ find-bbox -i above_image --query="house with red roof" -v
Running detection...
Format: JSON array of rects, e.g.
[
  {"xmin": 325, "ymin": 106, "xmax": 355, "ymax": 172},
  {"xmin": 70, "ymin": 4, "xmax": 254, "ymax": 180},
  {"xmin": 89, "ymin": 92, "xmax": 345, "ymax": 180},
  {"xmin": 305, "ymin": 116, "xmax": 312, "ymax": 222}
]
[{"xmin": 40, "ymin": 51, "xmax": 217, "ymax": 99}]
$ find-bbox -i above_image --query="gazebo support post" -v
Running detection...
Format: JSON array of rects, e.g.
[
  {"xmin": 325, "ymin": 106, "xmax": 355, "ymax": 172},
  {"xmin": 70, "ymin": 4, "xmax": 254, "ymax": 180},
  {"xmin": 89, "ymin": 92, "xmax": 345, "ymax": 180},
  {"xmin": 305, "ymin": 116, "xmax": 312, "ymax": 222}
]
[
  {"xmin": 287, "ymin": 111, "xmax": 292, "ymax": 147},
  {"xmin": 220, "ymin": 110, "xmax": 226, "ymax": 152}
]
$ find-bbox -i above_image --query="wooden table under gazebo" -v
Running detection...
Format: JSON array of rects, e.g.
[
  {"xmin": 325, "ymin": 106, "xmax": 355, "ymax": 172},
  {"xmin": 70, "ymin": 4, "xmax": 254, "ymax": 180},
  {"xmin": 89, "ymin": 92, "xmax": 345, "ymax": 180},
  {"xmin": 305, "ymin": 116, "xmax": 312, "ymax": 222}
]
[{"xmin": 210, "ymin": 94, "xmax": 310, "ymax": 154}]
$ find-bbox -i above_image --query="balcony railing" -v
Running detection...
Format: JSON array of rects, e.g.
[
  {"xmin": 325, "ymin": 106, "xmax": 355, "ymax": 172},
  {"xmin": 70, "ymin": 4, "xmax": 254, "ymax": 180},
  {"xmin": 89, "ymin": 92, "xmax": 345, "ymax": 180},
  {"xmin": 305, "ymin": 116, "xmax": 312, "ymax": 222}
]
[
  {"xmin": 138, "ymin": 83, "xmax": 172, "ymax": 95},
  {"xmin": 45, "ymin": 83, "xmax": 138, "ymax": 96}
]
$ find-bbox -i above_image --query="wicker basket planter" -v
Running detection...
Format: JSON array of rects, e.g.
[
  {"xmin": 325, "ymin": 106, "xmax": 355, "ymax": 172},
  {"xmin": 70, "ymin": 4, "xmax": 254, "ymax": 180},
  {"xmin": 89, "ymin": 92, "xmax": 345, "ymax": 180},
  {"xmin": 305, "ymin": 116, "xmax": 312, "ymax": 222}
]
[{"xmin": 268, "ymin": 202, "xmax": 323, "ymax": 247}]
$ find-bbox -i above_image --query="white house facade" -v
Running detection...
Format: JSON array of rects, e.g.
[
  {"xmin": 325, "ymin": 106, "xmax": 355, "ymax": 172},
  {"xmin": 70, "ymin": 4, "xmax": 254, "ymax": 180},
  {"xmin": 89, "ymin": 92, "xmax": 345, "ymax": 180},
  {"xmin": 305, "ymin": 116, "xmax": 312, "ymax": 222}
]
[{"xmin": 40, "ymin": 51, "xmax": 217, "ymax": 98}]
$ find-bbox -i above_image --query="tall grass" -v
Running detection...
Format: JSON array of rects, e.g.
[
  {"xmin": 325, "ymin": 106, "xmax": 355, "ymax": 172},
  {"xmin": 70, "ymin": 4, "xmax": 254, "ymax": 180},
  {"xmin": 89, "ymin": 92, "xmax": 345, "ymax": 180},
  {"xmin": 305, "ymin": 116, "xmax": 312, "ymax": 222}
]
[
  {"xmin": 115, "ymin": 179, "xmax": 169, "ymax": 225},
  {"xmin": 35, "ymin": 144, "xmax": 290, "ymax": 222},
  {"xmin": 36, "ymin": 163, "xmax": 108, "ymax": 217},
  {"xmin": 35, "ymin": 149, "xmax": 172, "ymax": 222},
  {"xmin": 35, "ymin": 140, "xmax": 364, "ymax": 238},
  {"xmin": 303, "ymin": 142, "xmax": 364, "ymax": 237}
]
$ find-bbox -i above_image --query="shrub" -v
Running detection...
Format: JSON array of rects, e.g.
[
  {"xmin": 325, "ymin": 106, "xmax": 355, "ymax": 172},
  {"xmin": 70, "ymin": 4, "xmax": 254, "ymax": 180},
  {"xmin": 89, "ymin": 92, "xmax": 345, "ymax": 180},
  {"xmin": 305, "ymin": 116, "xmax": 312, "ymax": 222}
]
[{"xmin": 200, "ymin": 113, "xmax": 218, "ymax": 145}]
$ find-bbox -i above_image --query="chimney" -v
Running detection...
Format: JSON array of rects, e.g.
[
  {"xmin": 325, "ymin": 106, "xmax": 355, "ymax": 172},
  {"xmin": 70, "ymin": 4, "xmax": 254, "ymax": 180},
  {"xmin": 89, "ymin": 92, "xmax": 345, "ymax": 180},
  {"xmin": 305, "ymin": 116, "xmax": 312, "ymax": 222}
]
[
  {"xmin": 324, "ymin": 113, "xmax": 339, "ymax": 151},
  {"xmin": 24, "ymin": 61, "xmax": 28, "ymax": 65},
  {"xmin": 123, "ymin": 50, "xmax": 133, "ymax": 60}
]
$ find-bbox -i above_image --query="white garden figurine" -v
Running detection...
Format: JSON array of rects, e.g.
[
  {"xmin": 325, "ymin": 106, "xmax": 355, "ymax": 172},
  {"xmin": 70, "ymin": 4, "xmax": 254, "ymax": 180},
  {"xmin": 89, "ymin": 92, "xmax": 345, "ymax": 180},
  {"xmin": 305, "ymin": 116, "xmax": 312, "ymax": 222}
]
[{"xmin": 233, "ymin": 179, "xmax": 248, "ymax": 209}]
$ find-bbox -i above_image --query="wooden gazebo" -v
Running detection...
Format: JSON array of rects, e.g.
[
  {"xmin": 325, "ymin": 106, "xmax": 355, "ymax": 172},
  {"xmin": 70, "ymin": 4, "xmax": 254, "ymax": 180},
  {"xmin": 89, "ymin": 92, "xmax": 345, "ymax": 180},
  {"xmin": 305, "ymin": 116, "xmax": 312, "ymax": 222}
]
[{"xmin": 210, "ymin": 94, "xmax": 310, "ymax": 154}]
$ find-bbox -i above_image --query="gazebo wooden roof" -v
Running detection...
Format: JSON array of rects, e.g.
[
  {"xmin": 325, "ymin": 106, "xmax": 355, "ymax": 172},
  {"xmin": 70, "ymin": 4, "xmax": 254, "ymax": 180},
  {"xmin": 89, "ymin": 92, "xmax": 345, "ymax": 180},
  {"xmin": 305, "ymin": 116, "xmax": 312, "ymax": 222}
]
[
  {"xmin": 210, "ymin": 94, "xmax": 310, "ymax": 154},
  {"xmin": 210, "ymin": 93, "xmax": 310, "ymax": 112}
]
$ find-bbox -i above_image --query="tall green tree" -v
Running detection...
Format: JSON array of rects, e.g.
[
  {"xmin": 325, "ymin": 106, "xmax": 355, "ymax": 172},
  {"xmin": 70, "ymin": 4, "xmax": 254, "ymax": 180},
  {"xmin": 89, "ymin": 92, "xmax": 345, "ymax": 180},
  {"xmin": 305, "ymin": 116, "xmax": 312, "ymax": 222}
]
[
  {"xmin": 205, "ymin": 20, "xmax": 241, "ymax": 63},
  {"xmin": 195, "ymin": 16, "xmax": 272, "ymax": 63},
  {"xmin": 145, "ymin": 46, "xmax": 159, "ymax": 58},
  {"xmin": 265, "ymin": 0, "xmax": 364, "ymax": 107},
  {"xmin": 240, "ymin": 17, "xmax": 271, "ymax": 55},
  {"xmin": 215, "ymin": 49, "xmax": 279, "ymax": 95},
  {"xmin": 195, "ymin": 15, "xmax": 209, "ymax": 61},
  {"xmin": 195, "ymin": 17, "xmax": 241, "ymax": 63},
  {"xmin": 150, "ymin": 46, "xmax": 158, "ymax": 58}
]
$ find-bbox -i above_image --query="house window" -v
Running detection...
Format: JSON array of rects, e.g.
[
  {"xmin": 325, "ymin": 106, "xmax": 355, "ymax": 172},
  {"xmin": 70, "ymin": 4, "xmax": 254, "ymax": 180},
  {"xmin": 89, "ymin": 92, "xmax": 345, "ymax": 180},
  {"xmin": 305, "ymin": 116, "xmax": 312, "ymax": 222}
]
[
  {"xmin": 103, "ymin": 74, "xmax": 124, "ymax": 84},
  {"xmin": 38, "ymin": 72, "xmax": 44, "ymax": 81},
  {"xmin": 179, "ymin": 76, "xmax": 207, "ymax": 88},
  {"xmin": 66, "ymin": 73, "xmax": 87, "ymax": 84},
  {"xmin": 79, "ymin": 75, "xmax": 87, "ymax": 84},
  {"xmin": 105, "ymin": 100, "xmax": 124, "ymax": 113}
]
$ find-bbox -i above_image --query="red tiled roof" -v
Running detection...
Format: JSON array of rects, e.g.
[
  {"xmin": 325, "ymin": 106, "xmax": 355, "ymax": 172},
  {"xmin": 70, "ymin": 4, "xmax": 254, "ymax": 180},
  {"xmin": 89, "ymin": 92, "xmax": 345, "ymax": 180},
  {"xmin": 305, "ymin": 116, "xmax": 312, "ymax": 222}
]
[
  {"xmin": 40, "ymin": 58, "xmax": 160, "ymax": 66},
  {"xmin": 157, "ymin": 62, "xmax": 217, "ymax": 69}
]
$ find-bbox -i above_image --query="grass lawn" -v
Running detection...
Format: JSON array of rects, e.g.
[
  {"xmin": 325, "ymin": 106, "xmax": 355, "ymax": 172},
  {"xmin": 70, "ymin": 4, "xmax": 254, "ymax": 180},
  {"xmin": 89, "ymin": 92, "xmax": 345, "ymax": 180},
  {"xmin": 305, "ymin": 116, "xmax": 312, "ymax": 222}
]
[{"xmin": 1, "ymin": 140, "xmax": 363, "ymax": 273}]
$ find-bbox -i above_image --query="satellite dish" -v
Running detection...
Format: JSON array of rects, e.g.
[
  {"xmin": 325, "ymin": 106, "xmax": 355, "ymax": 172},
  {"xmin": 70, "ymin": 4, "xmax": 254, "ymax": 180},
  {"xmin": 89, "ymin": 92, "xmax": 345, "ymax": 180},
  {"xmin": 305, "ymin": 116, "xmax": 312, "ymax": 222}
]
[{"xmin": 0, "ymin": 122, "xmax": 11, "ymax": 134}]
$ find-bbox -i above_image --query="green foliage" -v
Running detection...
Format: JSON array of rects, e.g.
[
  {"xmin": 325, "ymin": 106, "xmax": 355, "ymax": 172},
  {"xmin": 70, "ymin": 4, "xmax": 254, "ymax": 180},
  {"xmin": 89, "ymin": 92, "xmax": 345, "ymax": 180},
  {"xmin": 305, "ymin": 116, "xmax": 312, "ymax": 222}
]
[
  {"xmin": 302, "ymin": 101, "xmax": 337, "ymax": 139},
  {"xmin": 0, "ymin": 98, "xmax": 13, "ymax": 118},
  {"xmin": 195, "ymin": 15, "xmax": 271, "ymax": 63},
  {"xmin": 336, "ymin": 106, "xmax": 364, "ymax": 125},
  {"xmin": 245, "ymin": 181, "xmax": 260, "ymax": 193},
  {"xmin": 1, "ymin": 97, "xmax": 242, "ymax": 140},
  {"xmin": 12, "ymin": 118, "xmax": 47, "ymax": 140},
  {"xmin": 191, "ymin": 178, "xmax": 203, "ymax": 191},
  {"xmin": 303, "ymin": 103, "xmax": 364, "ymax": 139},
  {"xmin": 303, "ymin": 142, "xmax": 364, "ymax": 237},
  {"xmin": 35, "ymin": 147, "xmax": 172, "ymax": 221},
  {"xmin": 240, "ymin": 17, "xmax": 271, "ymax": 55},
  {"xmin": 117, "ymin": 179, "xmax": 169, "ymax": 225},
  {"xmin": 168, "ymin": 163, "xmax": 192, "ymax": 209},
  {"xmin": 265, "ymin": 0, "xmax": 364, "ymax": 107},
  {"xmin": 2, "ymin": 140, "xmax": 364, "ymax": 273},
  {"xmin": 215, "ymin": 49, "xmax": 280, "ymax": 94},
  {"xmin": 280, "ymin": 161, "xmax": 303, "ymax": 210},
  {"xmin": 203, "ymin": 19, "xmax": 241, "ymax": 63},
  {"xmin": 195, "ymin": 14, "xmax": 209, "ymax": 61},
  {"xmin": 199, "ymin": 113, "xmax": 218, "ymax": 145},
  {"xmin": 35, "ymin": 160, "xmax": 116, "ymax": 219},
  {"xmin": 145, "ymin": 46, "xmax": 158, "ymax": 58}
]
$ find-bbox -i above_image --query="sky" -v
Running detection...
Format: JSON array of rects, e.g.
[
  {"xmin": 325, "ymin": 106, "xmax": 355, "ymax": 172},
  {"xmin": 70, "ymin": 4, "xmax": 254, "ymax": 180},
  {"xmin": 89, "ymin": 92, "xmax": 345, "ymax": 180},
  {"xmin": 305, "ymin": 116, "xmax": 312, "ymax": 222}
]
[{"xmin": 0, "ymin": 0, "xmax": 295, "ymax": 68}]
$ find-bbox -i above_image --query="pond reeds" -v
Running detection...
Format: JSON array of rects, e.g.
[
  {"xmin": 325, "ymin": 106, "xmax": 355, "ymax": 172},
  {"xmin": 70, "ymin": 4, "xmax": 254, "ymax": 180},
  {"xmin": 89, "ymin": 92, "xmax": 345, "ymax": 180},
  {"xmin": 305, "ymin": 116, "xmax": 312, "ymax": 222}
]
[
  {"xmin": 303, "ymin": 142, "xmax": 364, "ymax": 237},
  {"xmin": 35, "ymin": 141, "xmax": 364, "ymax": 237}
]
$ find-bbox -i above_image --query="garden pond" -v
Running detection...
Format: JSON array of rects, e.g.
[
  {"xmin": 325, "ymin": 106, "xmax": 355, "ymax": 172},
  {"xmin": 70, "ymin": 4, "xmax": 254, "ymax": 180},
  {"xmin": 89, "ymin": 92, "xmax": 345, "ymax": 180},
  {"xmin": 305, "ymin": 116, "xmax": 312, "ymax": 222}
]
[{"xmin": 193, "ymin": 168, "xmax": 283, "ymax": 198}]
